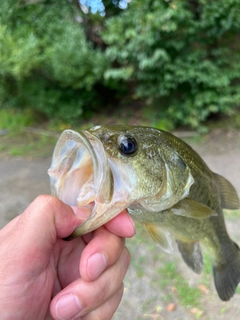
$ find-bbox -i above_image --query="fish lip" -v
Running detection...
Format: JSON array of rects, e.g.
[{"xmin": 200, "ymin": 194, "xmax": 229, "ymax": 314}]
[{"xmin": 48, "ymin": 129, "xmax": 112, "ymax": 206}]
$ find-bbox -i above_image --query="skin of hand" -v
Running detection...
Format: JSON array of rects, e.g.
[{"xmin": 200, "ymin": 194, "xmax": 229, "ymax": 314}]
[{"xmin": 0, "ymin": 195, "xmax": 136, "ymax": 320}]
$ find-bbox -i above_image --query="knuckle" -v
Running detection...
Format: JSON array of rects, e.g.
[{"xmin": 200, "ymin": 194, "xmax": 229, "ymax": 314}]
[{"xmin": 33, "ymin": 194, "xmax": 57, "ymax": 210}]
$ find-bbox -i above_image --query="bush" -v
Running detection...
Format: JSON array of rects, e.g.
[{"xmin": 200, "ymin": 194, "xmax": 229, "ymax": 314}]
[
  {"xmin": 1, "ymin": 0, "xmax": 240, "ymax": 128},
  {"xmin": 0, "ymin": 0, "xmax": 109, "ymax": 123},
  {"xmin": 102, "ymin": 0, "xmax": 240, "ymax": 128}
]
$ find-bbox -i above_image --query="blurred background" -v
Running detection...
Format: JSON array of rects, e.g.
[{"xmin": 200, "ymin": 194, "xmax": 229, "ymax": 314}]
[
  {"xmin": 1, "ymin": 1, "xmax": 240, "ymax": 319},
  {"xmin": 1, "ymin": 0, "xmax": 240, "ymax": 133}
]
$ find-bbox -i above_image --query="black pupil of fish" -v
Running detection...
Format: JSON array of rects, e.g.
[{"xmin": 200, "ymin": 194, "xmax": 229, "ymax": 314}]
[{"xmin": 119, "ymin": 136, "xmax": 138, "ymax": 155}]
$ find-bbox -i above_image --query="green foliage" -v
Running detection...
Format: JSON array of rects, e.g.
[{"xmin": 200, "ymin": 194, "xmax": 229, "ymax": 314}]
[
  {"xmin": 1, "ymin": 0, "xmax": 240, "ymax": 128},
  {"xmin": 102, "ymin": 0, "xmax": 240, "ymax": 128},
  {"xmin": 0, "ymin": 130, "xmax": 58, "ymax": 157},
  {"xmin": 159, "ymin": 261, "xmax": 202, "ymax": 308},
  {"xmin": 0, "ymin": 108, "xmax": 35, "ymax": 132},
  {"xmin": 0, "ymin": 0, "xmax": 109, "ymax": 122}
]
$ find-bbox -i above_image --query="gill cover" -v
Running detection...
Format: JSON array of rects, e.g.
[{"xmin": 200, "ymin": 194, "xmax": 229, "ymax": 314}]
[{"xmin": 138, "ymin": 150, "xmax": 194, "ymax": 212}]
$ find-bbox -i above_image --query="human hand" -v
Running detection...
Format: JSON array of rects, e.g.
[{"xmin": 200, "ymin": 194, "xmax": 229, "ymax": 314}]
[{"xmin": 0, "ymin": 195, "xmax": 135, "ymax": 320}]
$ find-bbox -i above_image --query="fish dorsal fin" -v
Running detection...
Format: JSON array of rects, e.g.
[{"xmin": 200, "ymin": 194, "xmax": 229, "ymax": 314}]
[
  {"xmin": 144, "ymin": 223, "xmax": 174, "ymax": 254},
  {"xmin": 215, "ymin": 174, "xmax": 240, "ymax": 210},
  {"xmin": 171, "ymin": 198, "xmax": 217, "ymax": 219},
  {"xmin": 176, "ymin": 240, "xmax": 203, "ymax": 274}
]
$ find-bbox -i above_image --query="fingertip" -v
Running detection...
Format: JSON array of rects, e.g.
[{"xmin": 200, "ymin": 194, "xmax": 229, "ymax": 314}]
[
  {"xmin": 23, "ymin": 195, "xmax": 88, "ymax": 240},
  {"xmin": 104, "ymin": 211, "xmax": 136, "ymax": 238}
]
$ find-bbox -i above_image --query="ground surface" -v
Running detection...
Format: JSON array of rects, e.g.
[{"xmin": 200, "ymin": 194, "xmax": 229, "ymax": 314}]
[{"xmin": 0, "ymin": 128, "xmax": 240, "ymax": 320}]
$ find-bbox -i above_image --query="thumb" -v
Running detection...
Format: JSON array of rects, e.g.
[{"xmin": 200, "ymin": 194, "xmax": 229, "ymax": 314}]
[{"xmin": 1, "ymin": 195, "xmax": 91, "ymax": 255}]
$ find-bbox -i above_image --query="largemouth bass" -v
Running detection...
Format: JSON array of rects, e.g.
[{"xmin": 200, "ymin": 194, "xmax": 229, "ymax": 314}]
[{"xmin": 48, "ymin": 126, "xmax": 240, "ymax": 301}]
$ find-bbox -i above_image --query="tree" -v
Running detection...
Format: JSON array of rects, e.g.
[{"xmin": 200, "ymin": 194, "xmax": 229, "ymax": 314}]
[
  {"xmin": 102, "ymin": 0, "xmax": 240, "ymax": 128},
  {"xmin": 0, "ymin": 0, "xmax": 109, "ymax": 122}
]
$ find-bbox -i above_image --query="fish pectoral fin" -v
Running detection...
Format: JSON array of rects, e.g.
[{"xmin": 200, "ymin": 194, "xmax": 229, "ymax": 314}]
[
  {"xmin": 176, "ymin": 240, "xmax": 203, "ymax": 274},
  {"xmin": 171, "ymin": 198, "xmax": 217, "ymax": 219},
  {"xmin": 215, "ymin": 173, "xmax": 240, "ymax": 210},
  {"xmin": 144, "ymin": 223, "xmax": 174, "ymax": 254}
]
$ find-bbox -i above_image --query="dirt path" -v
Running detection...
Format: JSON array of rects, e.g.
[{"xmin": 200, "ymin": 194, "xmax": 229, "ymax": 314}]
[
  {"xmin": 0, "ymin": 129, "xmax": 240, "ymax": 320},
  {"xmin": 0, "ymin": 157, "xmax": 51, "ymax": 228}
]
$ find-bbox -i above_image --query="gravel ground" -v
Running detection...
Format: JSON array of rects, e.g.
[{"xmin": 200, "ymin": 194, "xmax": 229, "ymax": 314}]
[{"xmin": 0, "ymin": 129, "xmax": 240, "ymax": 320}]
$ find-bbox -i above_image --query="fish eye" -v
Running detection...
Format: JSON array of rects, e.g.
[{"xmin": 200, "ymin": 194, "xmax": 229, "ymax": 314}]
[{"xmin": 118, "ymin": 135, "xmax": 138, "ymax": 156}]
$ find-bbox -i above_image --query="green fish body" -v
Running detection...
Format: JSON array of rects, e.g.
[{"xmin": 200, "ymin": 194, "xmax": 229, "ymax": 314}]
[{"xmin": 48, "ymin": 126, "xmax": 240, "ymax": 301}]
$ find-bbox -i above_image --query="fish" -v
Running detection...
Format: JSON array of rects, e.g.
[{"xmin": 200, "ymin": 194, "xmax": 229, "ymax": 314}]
[{"xmin": 48, "ymin": 125, "xmax": 240, "ymax": 301}]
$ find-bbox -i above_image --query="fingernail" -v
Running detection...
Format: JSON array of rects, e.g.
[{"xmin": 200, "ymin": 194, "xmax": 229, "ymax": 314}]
[
  {"xmin": 87, "ymin": 253, "xmax": 107, "ymax": 280},
  {"xmin": 56, "ymin": 294, "xmax": 82, "ymax": 320}
]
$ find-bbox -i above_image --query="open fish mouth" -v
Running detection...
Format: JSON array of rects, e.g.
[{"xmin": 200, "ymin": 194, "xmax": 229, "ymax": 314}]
[
  {"xmin": 48, "ymin": 129, "xmax": 112, "ymax": 206},
  {"xmin": 48, "ymin": 129, "xmax": 132, "ymax": 239}
]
